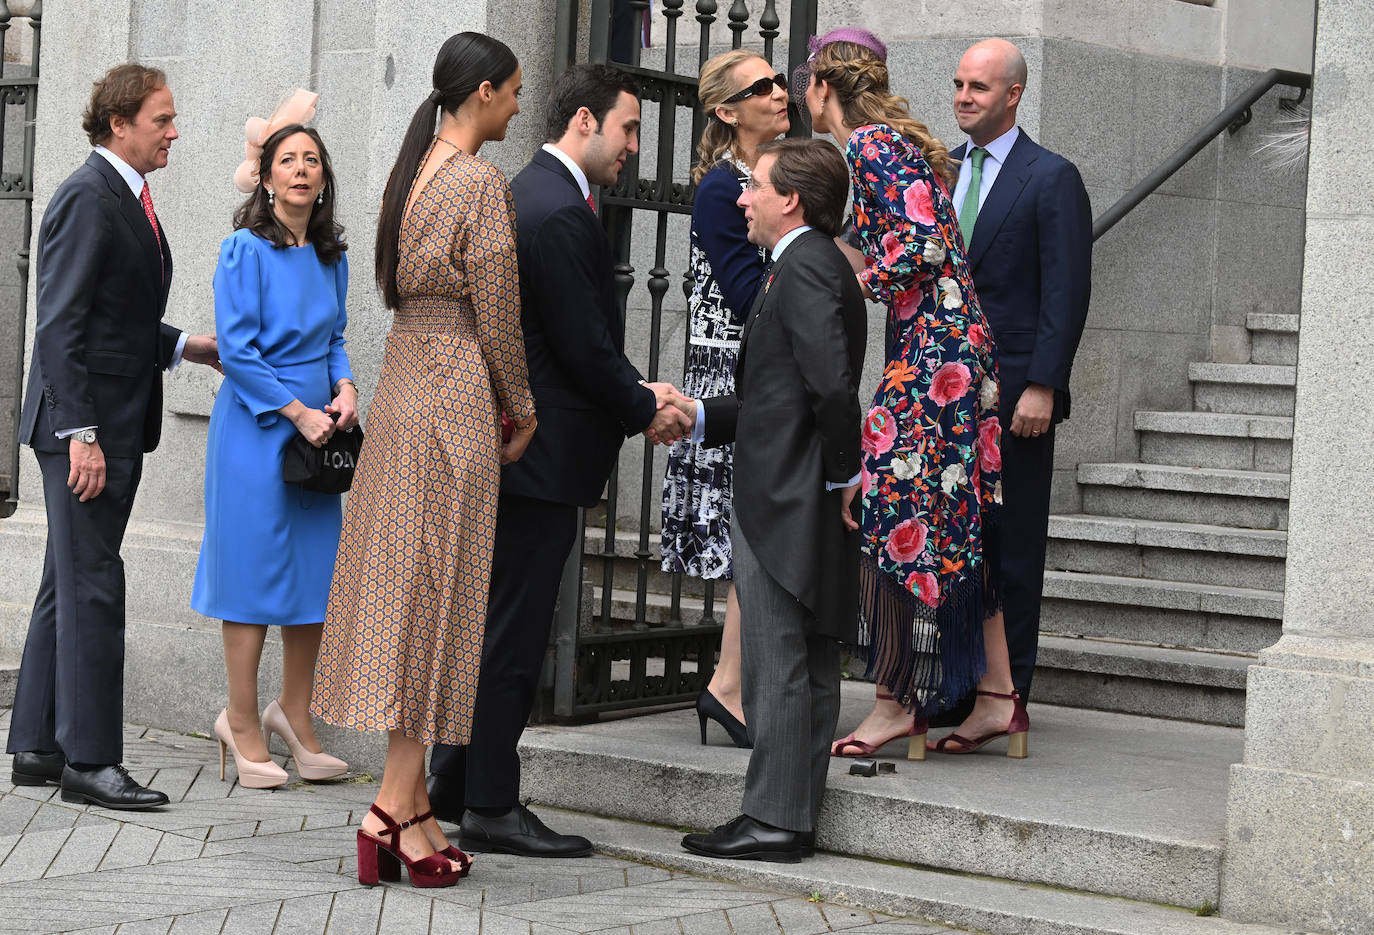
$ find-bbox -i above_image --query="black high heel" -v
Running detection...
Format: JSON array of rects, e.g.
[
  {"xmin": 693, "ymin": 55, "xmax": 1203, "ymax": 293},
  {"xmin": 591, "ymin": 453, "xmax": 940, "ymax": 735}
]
[{"xmin": 696, "ymin": 689, "xmax": 752, "ymax": 748}]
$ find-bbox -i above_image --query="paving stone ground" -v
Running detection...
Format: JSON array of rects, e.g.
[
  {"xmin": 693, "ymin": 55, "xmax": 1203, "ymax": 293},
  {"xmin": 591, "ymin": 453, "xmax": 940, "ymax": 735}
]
[{"xmin": 0, "ymin": 709, "xmax": 972, "ymax": 935}]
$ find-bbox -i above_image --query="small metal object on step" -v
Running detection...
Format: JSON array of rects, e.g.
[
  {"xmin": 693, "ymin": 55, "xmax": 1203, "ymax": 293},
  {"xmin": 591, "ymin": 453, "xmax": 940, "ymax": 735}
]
[{"xmin": 848, "ymin": 759, "xmax": 896, "ymax": 777}]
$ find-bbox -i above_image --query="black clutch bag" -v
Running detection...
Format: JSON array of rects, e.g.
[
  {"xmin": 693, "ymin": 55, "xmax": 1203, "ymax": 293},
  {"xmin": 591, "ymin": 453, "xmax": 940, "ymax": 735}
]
[{"xmin": 282, "ymin": 424, "xmax": 364, "ymax": 494}]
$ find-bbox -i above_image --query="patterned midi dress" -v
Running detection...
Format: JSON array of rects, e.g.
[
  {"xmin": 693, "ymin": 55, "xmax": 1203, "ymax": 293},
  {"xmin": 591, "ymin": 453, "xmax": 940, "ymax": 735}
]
[
  {"xmin": 312, "ymin": 148, "xmax": 535, "ymax": 745},
  {"xmin": 660, "ymin": 158, "xmax": 768, "ymax": 579},
  {"xmin": 848, "ymin": 124, "xmax": 1003, "ymax": 716}
]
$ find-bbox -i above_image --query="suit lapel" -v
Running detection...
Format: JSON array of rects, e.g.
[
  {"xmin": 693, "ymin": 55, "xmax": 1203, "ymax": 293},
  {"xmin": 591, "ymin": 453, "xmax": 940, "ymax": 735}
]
[
  {"xmin": 968, "ymin": 133, "xmax": 1038, "ymax": 272},
  {"xmin": 90, "ymin": 154, "xmax": 165, "ymax": 289},
  {"xmin": 737, "ymin": 230, "xmax": 820, "ymax": 388}
]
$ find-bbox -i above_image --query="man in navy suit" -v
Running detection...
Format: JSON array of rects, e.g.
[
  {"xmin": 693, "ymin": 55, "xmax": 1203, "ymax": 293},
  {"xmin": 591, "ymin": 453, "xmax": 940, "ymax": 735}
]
[
  {"xmin": 427, "ymin": 64, "xmax": 689, "ymax": 856},
  {"xmin": 8, "ymin": 64, "xmax": 219, "ymax": 808},
  {"xmin": 941, "ymin": 38, "xmax": 1092, "ymax": 723}
]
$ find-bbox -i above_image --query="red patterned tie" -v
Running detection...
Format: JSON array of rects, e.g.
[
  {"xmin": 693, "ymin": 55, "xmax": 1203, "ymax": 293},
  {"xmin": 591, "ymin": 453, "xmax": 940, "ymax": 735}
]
[
  {"xmin": 586, "ymin": 192, "xmax": 597, "ymax": 214},
  {"xmin": 140, "ymin": 181, "xmax": 164, "ymax": 274}
]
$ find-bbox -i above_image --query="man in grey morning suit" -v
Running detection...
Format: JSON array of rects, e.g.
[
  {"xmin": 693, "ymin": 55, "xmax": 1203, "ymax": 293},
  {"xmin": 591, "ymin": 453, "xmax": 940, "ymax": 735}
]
[
  {"xmin": 659, "ymin": 138, "xmax": 866, "ymax": 862},
  {"xmin": 7, "ymin": 64, "xmax": 220, "ymax": 809}
]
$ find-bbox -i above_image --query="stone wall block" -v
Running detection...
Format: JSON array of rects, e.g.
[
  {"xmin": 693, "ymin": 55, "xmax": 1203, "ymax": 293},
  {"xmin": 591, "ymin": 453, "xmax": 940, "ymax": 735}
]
[
  {"xmin": 1127, "ymin": 56, "xmax": 1223, "ymax": 202},
  {"xmin": 1039, "ymin": 41, "xmax": 1135, "ymax": 191},
  {"xmin": 1240, "ymin": 660, "xmax": 1374, "ymax": 781},
  {"xmin": 1300, "ymin": 2, "xmax": 1372, "ymax": 219},
  {"xmin": 1222, "ymin": 762, "xmax": 1374, "ymax": 932},
  {"xmin": 1112, "ymin": 330, "xmax": 1207, "ymax": 462},
  {"xmin": 1055, "ymin": 326, "xmax": 1121, "ymax": 471},
  {"xmin": 1213, "ymin": 201, "xmax": 1305, "ymax": 329},
  {"xmin": 1088, "ymin": 190, "xmax": 1217, "ymax": 336},
  {"xmin": 1283, "ymin": 216, "xmax": 1374, "ymax": 640}
]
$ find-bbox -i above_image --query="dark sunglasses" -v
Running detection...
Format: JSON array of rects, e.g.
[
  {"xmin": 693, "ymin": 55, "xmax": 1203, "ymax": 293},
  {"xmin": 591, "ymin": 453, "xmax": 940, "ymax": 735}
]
[{"xmin": 723, "ymin": 73, "xmax": 787, "ymax": 104}]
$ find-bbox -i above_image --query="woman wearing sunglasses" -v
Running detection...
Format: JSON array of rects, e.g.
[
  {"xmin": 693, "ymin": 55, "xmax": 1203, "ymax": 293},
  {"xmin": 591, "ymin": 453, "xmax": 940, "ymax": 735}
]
[{"xmin": 660, "ymin": 51, "xmax": 789, "ymax": 750}]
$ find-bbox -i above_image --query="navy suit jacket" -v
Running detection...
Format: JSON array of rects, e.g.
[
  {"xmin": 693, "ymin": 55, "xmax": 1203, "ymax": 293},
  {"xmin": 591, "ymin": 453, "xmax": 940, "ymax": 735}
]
[
  {"xmin": 954, "ymin": 132, "xmax": 1091, "ymax": 420},
  {"xmin": 499, "ymin": 148, "xmax": 657, "ymax": 507},
  {"xmin": 20, "ymin": 152, "xmax": 180, "ymax": 457}
]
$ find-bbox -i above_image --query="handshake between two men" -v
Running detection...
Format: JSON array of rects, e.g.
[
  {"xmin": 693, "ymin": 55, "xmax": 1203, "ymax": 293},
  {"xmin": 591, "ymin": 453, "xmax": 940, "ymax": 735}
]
[{"xmin": 640, "ymin": 381, "xmax": 698, "ymax": 445}]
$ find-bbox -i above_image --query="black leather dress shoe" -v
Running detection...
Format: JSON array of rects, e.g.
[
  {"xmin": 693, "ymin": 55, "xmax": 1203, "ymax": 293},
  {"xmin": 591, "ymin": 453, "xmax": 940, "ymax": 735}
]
[
  {"xmin": 426, "ymin": 774, "xmax": 464, "ymax": 824},
  {"xmin": 60, "ymin": 765, "xmax": 169, "ymax": 810},
  {"xmin": 11, "ymin": 751, "xmax": 66, "ymax": 787},
  {"xmin": 459, "ymin": 804, "xmax": 593, "ymax": 857},
  {"xmin": 681, "ymin": 814, "xmax": 812, "ymax": 862}
]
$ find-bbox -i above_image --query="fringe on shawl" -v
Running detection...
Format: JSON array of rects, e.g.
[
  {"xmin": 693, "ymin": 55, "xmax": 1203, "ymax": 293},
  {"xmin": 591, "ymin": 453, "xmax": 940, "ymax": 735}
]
[{"xmin": 854, "ymin": 505, "xmax": 1004, "ymax": 718}]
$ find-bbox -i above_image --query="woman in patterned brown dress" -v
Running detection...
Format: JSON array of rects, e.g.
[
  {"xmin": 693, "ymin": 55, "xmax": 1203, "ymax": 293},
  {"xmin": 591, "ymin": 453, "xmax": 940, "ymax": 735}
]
[{"xmin": 312, "ymin": 33, "xmax": 535, "ymax": 888}]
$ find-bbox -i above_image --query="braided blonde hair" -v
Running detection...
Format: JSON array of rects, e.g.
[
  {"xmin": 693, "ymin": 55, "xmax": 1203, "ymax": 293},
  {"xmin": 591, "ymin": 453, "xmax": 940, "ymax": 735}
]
[
  {"xmin": 692, "ymin": 49, "xmax": 768, "ymax": 182},
  {"xmin": 810, "ymin": 40, "xmax": 955, "ymax": 188}
]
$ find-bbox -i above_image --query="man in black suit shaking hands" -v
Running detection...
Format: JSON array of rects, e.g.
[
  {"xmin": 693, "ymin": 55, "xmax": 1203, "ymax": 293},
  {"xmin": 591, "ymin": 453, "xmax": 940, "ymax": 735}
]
[
  {"xmin": 8, "ymin": 64, "xmax": 219, "ymax": 809},
  {"xmin": 666, "ymin": 138, "xmax": 866, "ymax": 862},
  {"xmin": 427, "ymin": 64, "xmax": 689, "ymax": 856}
]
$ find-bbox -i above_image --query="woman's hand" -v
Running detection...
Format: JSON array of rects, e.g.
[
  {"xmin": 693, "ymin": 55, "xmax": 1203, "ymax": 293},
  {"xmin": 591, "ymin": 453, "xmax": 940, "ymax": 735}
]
[
  {"xmin": 500, "ymin": 419, "xmax": 536, "ymax": 465},
  {"xmin": 325, "ymin": 380, "xmax": 359, "ymax": 430},
  {"xmin": 287, "ymin": 403, "xmax": 336, "ymax": 448}
]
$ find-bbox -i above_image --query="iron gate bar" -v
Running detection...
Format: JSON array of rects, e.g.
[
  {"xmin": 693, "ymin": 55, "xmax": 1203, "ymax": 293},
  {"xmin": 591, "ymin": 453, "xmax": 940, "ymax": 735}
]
[
  {"xmin": 2, "ymin": 2, "xmax": 40, "ymax": 519},
  {"xmin": 547, "ymin": 0, "xmax": 817, "ymax": 721}
]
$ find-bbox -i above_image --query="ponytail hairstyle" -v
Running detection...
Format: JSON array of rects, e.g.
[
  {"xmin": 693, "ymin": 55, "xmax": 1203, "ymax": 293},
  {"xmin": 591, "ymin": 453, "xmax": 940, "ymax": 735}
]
[
  {"xmin": 692, "ymin": 49, "xmax": 768, "ymax": 183},
  {"xmin": 374, "ymin": 31, "xmax": 518, "ymax": 308},
  {"xmin": 809, "ymin": 39, "xmax": 956, "ymax": 188}
]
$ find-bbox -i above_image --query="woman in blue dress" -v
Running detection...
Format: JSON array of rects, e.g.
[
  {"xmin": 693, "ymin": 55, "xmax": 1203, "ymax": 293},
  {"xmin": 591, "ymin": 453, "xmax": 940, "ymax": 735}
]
[
  {"xmin": 659, "ymin": 49, "xmax": 789, "ymax": 749},
  {"xmin": 192, "ymin": 113, "xmax": 355, "ymax": 789}
]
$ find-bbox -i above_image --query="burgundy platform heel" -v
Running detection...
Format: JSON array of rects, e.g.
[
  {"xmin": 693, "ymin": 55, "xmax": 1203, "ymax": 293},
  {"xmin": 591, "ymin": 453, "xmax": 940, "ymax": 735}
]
[
  {"xmin": 931, "ymin": 689, "xmax": 1030, "ymax": 758},
  {"xmin": 356, "ymin": 804, "xmax": 464, "ymax": 887},
  {"xmin": 413, "ymin": 809, "xmax": 473, "ymax": 878}
]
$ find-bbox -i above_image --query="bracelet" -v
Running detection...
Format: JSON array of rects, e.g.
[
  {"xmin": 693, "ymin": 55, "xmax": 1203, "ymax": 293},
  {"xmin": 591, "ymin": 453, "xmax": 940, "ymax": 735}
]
[
  {"xmin": 515, "ymin": 416, "xmax": 537, "ymax": 435},
  {"xmin": 333, "ymin": 378, "xmax": 357, "ymax": 394}
]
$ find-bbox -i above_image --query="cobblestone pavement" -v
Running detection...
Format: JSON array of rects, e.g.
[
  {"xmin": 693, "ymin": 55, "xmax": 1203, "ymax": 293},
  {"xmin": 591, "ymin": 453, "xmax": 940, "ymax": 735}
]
[{"xmin": 0, "ymin": 710, "xmax": 969, "ymax": 935}]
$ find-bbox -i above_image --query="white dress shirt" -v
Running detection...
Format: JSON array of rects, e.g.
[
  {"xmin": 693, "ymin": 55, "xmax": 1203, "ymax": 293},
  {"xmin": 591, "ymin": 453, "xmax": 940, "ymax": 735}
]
[
  {"xmin": 57, "ymin": 148, "xmax": 185, "ymax": 438},
  {"xmin": 541, "ymin": 142, "xmax": 591, "ymax": 201},
  {"xmin": 950, "ymin": 125, "xmax": 1021, "ymax": 219}
]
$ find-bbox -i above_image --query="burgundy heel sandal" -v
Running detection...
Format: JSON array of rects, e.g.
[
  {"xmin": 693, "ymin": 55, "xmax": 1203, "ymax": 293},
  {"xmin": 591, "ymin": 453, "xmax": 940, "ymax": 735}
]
[
  {"xmin": 830, "ymin": 691, "xmax": 930, "ymax": 761},
  {"xmin": 356, "ymin": 804, "xmax": 464, "ymax": 887},
  {"xmin": 931, "ymin": 689, "xmax": 1029, "ymax": 758},
  {"xmin": 413, "ymin": 809, "xmax": 474, "ymax": 878}
]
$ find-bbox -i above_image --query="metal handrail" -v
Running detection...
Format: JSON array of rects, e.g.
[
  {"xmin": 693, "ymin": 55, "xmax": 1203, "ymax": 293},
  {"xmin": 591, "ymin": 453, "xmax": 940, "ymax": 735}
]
[{"xmin": 1093, "ymin": 68, "xmax": 1310, "ymax": 241}]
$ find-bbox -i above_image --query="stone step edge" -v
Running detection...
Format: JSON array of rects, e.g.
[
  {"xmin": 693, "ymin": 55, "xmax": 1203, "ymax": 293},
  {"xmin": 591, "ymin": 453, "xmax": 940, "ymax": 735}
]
[
  {"xmin": 0, "ymin": 503, "xmax": 204, "ymax": 550},
  {"xmin": 1042, "ymin": 570, "xmax": 1282, "ymax": 618},
  {"xmin": 1076, "ymin": 463, "xmax": 1289, "ymax": 498},
  {"xmin": 1037, "ymin": 635, "xmax": 1252, "ymax": 689},
  {"xmin": 544, "ymin": 810, "xmax": 1283, "ymax": 935},
  {"xmin": 1245, "ymin": 313, "xmax": 1298, "ymax": 333},
  {"xmin": 1132, "ymin": 411, "xmax": 1293, "ymax": 440},
  {"xmin": 1047, "ymin": 514, "xmax": 1287, "ymax": 558},
  {"xmin": 1188, "ymin": 363, "xmax": 1295, "ymax": 387}
]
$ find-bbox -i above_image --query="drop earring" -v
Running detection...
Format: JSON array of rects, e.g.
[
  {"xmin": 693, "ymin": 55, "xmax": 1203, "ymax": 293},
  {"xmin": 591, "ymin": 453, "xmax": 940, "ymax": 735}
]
[
  {"xmin": 266, "ymin": 189, "xmax": 275, "ymax": 204},
  {"xmin": 316, "ymin": 189, "xmax": 325, "ymax": 205}
]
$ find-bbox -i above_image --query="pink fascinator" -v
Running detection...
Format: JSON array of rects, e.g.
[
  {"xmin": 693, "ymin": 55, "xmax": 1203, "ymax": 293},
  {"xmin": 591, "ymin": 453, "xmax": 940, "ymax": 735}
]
[{"xmin": 233, "ymin": 88, "xmax": 319, "ymax": 193}]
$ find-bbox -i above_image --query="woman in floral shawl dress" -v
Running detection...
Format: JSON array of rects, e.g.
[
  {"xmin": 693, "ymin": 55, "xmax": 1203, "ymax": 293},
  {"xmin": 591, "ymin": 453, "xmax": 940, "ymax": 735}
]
[{"xmin": 804, "ymin": 28, "xmax": 1029, "ymax": 759}]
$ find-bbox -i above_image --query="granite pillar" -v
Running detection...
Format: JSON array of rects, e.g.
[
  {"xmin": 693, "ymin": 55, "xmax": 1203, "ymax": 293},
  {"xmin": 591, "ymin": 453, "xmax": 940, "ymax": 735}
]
[{"xmin": 1219, "ymin": 1, "xmax": 1374, "ymax": 931}]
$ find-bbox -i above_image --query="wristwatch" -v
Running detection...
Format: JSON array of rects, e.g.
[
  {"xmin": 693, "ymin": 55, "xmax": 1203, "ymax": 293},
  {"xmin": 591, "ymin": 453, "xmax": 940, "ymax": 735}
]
[{"xmin": 74, "ymin": 429, "xmax": 97, "ymax": 444}]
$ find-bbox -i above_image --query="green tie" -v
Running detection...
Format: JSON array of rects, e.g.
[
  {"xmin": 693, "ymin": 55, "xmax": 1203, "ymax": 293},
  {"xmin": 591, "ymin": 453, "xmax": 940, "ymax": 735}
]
[{"xmin": 958, "ymin": 147, "xmax": 987, "ymax": 245}]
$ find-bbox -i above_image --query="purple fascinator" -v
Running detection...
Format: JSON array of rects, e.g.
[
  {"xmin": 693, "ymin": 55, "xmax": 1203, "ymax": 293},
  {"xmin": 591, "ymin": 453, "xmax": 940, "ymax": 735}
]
[{"xmin": 790, "ymin": 26, "xmax": 889, "ymax": 124}]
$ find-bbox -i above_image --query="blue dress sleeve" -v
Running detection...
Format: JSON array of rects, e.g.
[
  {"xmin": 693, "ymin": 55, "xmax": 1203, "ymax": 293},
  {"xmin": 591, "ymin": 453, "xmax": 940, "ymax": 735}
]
[
  {"xmin": 849, "ymin": 126, "xmax": 950, "ymax": 306},
  {"xmin": 327, "ymin": 252, "xmax": 352, "ymax": 389},
  {"xmin": 212, "ymin": 232, "xmax": 295, "ymax": 427},
  {"xmin": 693, "ymin": 167, "xmax": 766, "ymax": 324}
]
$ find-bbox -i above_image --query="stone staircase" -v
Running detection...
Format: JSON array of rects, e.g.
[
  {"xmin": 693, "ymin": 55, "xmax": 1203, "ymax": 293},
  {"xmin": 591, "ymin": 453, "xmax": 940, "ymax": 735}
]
[
  {"xmin": 583, "ymin": 313, "xmax": 1299, "ymax": 728},
  {"xmin": 1036, "ymin": 313, "xmax": 1298, "ymax": 726}
]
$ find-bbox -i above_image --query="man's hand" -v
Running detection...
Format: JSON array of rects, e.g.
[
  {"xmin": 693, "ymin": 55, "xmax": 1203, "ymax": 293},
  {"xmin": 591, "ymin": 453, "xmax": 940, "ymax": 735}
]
[
  {"xmin": 643, "ymin": 381, "xmax": 683, "ymax": 410},
  {"xmin": 840, "ymin": 481, "xmax": 861, "ymax": 531},
  {"xmin": 183, "ymin": 334, "xmax": 222, "ymax": 373},
  {"xmin": 68, "ymin": 437, "xmax": 106, "ymax": 502},
  {"xmin": 1009, "ymin": 383, "xmax": 1055, "ymax": 439},
  {"xmin": 645, "ymin": 404, "xmax": 692, "ymax": 446}
]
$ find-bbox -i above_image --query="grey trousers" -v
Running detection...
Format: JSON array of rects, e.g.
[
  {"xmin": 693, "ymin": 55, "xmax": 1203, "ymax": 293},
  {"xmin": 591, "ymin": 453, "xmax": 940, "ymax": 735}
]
[{"xmin": 734, "ymin": 523, "xmax": 842, "ymax": 832}]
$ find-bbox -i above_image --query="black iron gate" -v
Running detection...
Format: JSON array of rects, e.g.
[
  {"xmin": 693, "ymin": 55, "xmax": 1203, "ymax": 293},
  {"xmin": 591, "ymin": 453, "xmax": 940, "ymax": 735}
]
[
  {"xmin": 543, "ymin": 0, "xmax": 818, "ymax": 720},
  {"xmin": 0, "ymin": 2, "xmax": 41, "ymax": 519}
]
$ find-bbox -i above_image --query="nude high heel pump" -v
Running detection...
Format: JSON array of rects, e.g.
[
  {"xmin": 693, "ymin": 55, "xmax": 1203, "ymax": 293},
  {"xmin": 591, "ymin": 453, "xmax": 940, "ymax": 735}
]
[
  {"xmin": 213, "ymin": 709, "xmax": 289, "ymax": 789},
  {"xmin": 261, "ymin": 699, "xmax": 348, "ymax": 781}
]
